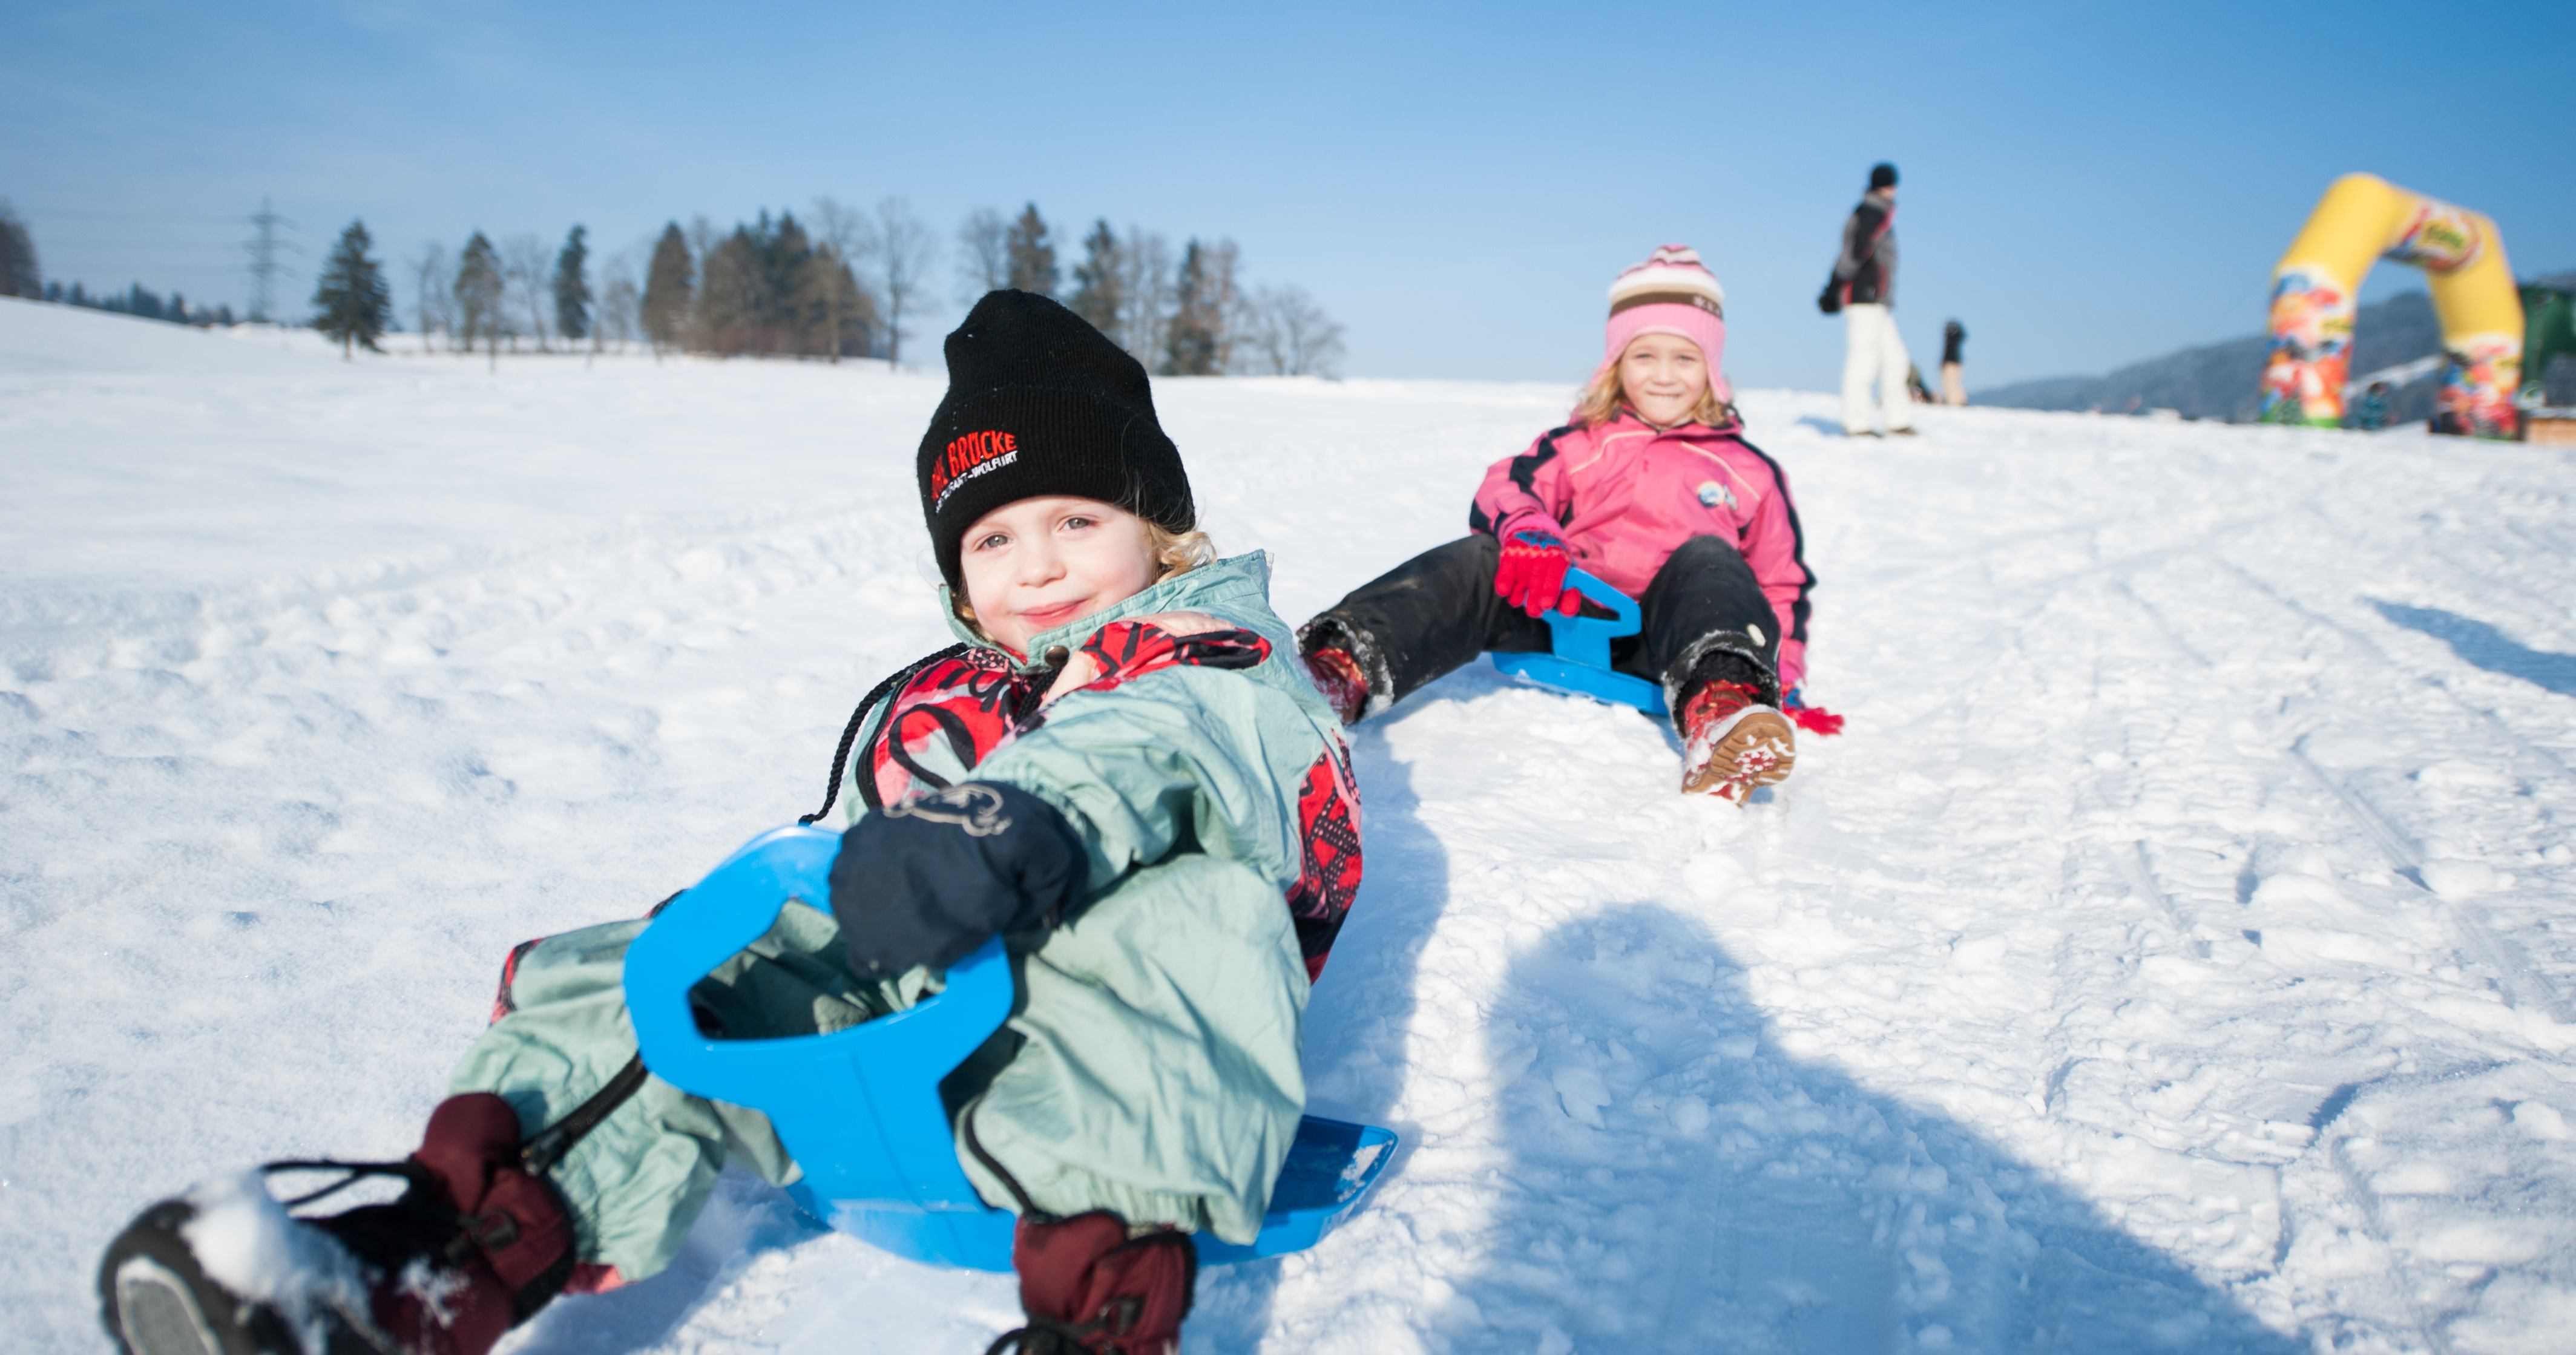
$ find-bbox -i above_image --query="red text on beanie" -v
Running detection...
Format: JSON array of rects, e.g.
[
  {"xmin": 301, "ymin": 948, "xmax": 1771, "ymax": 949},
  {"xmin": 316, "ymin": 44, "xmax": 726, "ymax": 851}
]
[{"xmin": 917, "ymin": 290, "xmax": 1195, "ymax": 589}]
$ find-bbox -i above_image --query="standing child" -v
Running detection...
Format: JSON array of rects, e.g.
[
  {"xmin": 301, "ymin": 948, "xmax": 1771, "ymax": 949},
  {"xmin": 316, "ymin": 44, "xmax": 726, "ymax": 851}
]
[
  {"xmin": 96, "ymin": 292, "xmax": 1362, "ymax": 1355},
  {"xmin": 1940, "ymin": 319, "xmax": 1968, "ymax": 406},
  {"xmin": 1300, "ymin": 245, "xmax": 1824, "ymax": 802}
]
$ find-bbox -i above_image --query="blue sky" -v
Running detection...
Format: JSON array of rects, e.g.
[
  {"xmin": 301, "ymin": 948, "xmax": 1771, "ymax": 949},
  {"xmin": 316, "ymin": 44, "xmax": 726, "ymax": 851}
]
[{"xmin": 6, "ymin": 1, "xmax": 2570, "ymax": 389}]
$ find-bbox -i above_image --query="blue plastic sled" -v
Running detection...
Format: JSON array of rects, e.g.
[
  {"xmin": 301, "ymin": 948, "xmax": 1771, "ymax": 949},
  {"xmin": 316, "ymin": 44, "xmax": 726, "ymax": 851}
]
[
  {"xmin": 623, "ymin": 825, "xmax": 1398, "ymax": 1271},
  {"xmin": 1489, "ymin": 567, "xmax": 1667, "ymax": 716}
]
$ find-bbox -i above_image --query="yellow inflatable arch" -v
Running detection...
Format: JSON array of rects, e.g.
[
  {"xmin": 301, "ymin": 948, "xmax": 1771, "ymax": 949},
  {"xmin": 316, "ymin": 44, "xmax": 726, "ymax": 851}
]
[{"xmin": 2262, "ymin": 174, "xmax": 2524, "ymax": 437}]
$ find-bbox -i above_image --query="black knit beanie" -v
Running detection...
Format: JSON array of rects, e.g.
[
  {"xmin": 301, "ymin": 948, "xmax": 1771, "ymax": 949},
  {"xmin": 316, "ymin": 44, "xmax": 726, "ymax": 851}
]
[
  {"xmin": 918, "ymin": 290, "xmax": 1194, "ymax": 588},
  {"xmin": 1868, "ymin": 162, "xmax": 1899, "ymax": 190}
]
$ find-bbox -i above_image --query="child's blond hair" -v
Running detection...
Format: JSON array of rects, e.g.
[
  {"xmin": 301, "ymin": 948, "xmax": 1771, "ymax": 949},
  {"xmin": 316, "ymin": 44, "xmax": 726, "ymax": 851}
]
[
  {"xmin": 1145, "ymin": 521, "xmax": 1217, "ymax": 582},
  {"xmin": 1573, "ymin": 358, "xmax": 1735, "ymax": 430}
]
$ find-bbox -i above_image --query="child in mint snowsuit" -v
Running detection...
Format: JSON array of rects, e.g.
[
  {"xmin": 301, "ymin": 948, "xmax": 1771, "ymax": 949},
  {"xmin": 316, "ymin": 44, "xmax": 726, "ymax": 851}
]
[{"xmin": 98, "ymin": 292, "xmax": 1362, "ymax": 1355}]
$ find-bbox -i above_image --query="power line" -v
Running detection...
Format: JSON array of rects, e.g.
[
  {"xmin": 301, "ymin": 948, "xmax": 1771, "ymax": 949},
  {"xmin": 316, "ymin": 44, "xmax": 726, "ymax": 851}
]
[{"xmin": 22, "ymin": 208, "xmax": 246, "ymax": 224}]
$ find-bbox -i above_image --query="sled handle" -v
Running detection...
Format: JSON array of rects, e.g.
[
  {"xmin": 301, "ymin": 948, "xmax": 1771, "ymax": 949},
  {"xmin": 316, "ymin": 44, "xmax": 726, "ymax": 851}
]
[
  {"xmin": 1545, "ymin": 568, "xmax": 1643, "ymax": 670},
  {"xmin": 623, "ymin": 825, "xmax": 1011, "ymax": 1212}
]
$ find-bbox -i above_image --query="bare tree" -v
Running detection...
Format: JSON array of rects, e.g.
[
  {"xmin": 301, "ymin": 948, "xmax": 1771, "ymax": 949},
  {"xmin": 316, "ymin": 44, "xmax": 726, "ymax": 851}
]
[
  {"xmin": 596, "ymin": 244, "xmax": 643, "ymax": 354},
  {"xmin": 685, "ymin": 216, "xmax": 719, "ymax": 281},
  {"xmin": 874, "ymin": 197, "xmax": 935, "ymax": 367},
  {"xmin": 501, "ymin": 233, "xmax": 553, "ymax": 352},
  {"xmin": 1116, "ymin": 227, "xmax": 1175, "ymax": 368},
  {"xmin": 810, "ymin": 196, "xmax": 880, "ymax": 364},
  {"xmin": 409, "ymin": 241, "xmax": 453, "ymax": 353},
  {"xmin": 1241, "ymin": 284, "xmax": 1346, "ymax": 377},
  {"xmin": 954, "ymin": 207, "xmax": 1007, "ymax": 304}
]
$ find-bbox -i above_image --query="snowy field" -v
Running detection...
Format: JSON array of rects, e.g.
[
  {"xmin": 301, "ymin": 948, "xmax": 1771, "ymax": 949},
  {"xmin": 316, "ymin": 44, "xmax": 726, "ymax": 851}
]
[{"xmin": 5, "ymin": 295, "xmax": 2576, "ymax": 1353}]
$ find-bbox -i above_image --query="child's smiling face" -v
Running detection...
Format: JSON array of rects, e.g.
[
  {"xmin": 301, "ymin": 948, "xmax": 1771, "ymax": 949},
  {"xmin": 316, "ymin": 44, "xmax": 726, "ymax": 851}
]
[
  {"xmin": 1618, "ymin": 332, "xmax": 1711, "ymax": 428},
  {"xmin": 958, "ymin": 496, "xmax": 1160, "ymax": 656}
]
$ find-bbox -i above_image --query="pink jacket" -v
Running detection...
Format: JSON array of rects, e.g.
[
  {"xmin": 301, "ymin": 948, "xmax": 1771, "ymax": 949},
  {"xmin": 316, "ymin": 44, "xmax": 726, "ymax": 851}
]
[{"xmin": 1470, "ymin": 412, "xmax": 1815, "ymax": 690}]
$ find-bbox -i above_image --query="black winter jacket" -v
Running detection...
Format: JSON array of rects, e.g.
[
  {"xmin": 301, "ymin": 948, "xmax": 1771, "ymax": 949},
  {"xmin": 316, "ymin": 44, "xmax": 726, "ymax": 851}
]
[{"xmin": 1832, "ymin": 191, "xmax": 1898, "ymax": 307}]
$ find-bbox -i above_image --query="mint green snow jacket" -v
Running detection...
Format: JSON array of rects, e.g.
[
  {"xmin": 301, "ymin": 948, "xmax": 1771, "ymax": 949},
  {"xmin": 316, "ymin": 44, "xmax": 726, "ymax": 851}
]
[
  {"xmin": 452, "ymin": 553, "xmax": 1363, "ymax": 1280},
  {"xmin": 843, "ymin": 551, "xmax": 1361, "ymax": 1241}
]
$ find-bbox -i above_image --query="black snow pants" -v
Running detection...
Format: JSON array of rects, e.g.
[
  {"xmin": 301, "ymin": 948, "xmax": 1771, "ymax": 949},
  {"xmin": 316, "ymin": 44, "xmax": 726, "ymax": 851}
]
[{"xmin": 1299, "ymin": 534, "xmax": 1781, "ymax": 729}]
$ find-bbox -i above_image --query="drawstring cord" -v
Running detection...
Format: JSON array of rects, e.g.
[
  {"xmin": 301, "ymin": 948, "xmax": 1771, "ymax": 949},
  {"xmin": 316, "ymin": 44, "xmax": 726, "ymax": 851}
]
[{"xmin": 799, "ymin": 643, "xmax": 971, "ymax": 825}]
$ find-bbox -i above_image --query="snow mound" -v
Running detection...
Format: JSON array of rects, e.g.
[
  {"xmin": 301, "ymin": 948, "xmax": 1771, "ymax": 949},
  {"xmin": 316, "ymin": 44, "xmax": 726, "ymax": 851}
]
[{"xmin": 0, "ymin": 296, "xmax": 323, "ymax": 376}]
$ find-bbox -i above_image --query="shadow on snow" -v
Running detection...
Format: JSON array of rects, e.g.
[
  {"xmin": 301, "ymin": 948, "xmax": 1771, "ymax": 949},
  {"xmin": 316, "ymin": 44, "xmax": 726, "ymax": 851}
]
[
  {"xmin": 1201, "ymin": 677, "xmax": 2305, "ymax": 1352},
  {"xmin": 516, "ymin": 674, "xmax": 2304, "ymax": 1353},
  {"xmin": 2368, "ymin": 599, "xmax": 2576, "ymax": 698}
]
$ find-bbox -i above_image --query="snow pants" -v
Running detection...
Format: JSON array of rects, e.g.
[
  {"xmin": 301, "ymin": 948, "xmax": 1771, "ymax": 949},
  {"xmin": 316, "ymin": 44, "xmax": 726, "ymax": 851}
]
[
  {"xmin": 448, "ymin": 851, "xmax": 1310, "ymax": 1284},
  {"xmin": 1842, "ymin": 303, "xmax": 1914, "ymax": 433},
  {"xmin": 1300, "ymin": 533, "xmax": 1782, "ymax": 728}
]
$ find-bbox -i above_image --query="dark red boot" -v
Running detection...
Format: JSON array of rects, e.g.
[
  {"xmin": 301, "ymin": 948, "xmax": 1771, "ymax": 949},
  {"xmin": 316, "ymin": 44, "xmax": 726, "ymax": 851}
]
[
  {"xmin": 99, "ymin": 1095, "xmax": 573, "ymax": 1355},
  {"xmin": 323, "ymin": 1094, "xmax": 574, "ymax": 1354},
  {"xmin": 1303, "ymin": 646, "xmax": 1371, "ymax": 726},
  {"xmin": 1678, "ymin": 678, "xmax": 1796, "ymax": 801},
  {"xmin": 987, "ymin": 1211, "xmax": 1197, "ymax": 1354}
]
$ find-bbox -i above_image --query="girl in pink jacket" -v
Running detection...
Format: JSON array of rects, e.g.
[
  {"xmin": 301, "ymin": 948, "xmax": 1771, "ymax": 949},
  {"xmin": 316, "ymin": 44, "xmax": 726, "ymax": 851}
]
[{"xmin": 1300, "ymin": 245, "xmax": 1821, "ymax": 801}]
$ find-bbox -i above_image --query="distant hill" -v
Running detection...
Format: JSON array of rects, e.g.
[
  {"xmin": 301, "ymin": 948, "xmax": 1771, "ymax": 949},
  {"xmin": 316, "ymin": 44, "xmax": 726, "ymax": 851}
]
[{"xmin": 1977, "ymin": 272, "xmax": 2576, "ymax": 422}]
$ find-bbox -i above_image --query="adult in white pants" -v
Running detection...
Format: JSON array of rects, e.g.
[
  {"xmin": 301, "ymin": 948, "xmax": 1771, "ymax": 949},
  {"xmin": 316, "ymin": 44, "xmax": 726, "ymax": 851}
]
[
  {"xmin": 1819, "ymin": 162, "xmax": 1913, "ymax": 436},
  {"xmin": 1841, "ymin": 302, "xmax": 1913, "ymax": 435}
]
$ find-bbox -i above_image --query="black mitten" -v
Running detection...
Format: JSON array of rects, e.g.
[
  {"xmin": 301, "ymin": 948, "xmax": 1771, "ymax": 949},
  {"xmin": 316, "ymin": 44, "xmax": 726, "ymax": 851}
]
[
  {"xmin": 1817, "ymin": 278, "xmax": 1844, "ymax": 315},
  {"xmin": 830, "ymin": 781, "xmax": 1088, "ymax": 977}
]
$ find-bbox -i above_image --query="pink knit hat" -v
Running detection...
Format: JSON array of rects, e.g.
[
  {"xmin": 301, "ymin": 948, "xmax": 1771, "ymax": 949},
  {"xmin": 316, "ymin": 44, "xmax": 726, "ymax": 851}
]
[{"xmin": 1599, "ymin": 244, "xmax": 1730, "ymax": 402}]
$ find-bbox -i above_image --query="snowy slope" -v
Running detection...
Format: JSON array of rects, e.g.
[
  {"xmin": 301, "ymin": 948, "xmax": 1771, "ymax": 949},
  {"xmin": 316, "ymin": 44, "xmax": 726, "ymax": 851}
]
[{"xmin": 5, "ymin": 295, "xmax": 2575, "ymax": 1353}]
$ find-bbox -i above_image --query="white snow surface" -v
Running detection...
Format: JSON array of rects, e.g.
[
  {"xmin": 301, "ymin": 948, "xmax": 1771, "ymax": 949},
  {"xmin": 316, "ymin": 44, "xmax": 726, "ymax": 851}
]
[{"xmin": 7, "ymin": 294, "xmax": 2576, "ymax": 1352}]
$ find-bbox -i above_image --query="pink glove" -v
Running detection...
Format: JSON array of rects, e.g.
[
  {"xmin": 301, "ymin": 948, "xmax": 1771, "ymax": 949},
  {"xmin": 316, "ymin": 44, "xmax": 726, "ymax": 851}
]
[{"xmin": 1494, "ymin": 523, "xmax": 1581, "ymax": 618}]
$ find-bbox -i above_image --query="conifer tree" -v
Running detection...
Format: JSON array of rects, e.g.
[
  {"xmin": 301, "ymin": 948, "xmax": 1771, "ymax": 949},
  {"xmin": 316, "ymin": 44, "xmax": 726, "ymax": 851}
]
[
  {"xmin": 764, "ymin": 212, "xmax": 815, "ymax": 354},
  {"xmin": 454, "ymin": 231, "xmax": 505, "ymax": 368},
  {"xmin": 1197, "ymin": 238, "xmax": 1240, "ymax": 372},
  {"xmin": 1004, "ymin": 203, "xmax": 1057, "ymax": 296},
  {"xmin": 0, "ymin": 200, "xmax": 39, "ymax": 299},
  {"xmin": 1068, "ymin": 220, "xmax": 1123, "ymax": 337},
  {"xmin": 1160, "ymin": 238, "xmax": 1241, "ymax": 376},
  {"xmin": 553, "ymin": 225, "xmax": 591, "ymax": 343},
  {"xmin": 640, "ymin": 222, "xmax": 692, "ymax": 359},
  {"xmin": 810, "ymin": 197, "xmax": 877, "ymax": 363},
  {"xmin": 1162, "ymin": 239, "xmax": 1218, "ymax": 376},
  {"xmin": 695, "ymin": 218, "xmax": 768, "ymax": 356},
  {"xmin": 312, "ymin": 219, "xmax": 392, "ymax": 358}
]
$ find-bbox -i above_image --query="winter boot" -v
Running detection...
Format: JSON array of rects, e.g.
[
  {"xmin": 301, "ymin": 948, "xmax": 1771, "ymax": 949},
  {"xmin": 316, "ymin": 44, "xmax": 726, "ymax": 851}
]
[
  {"xmin": 986, "ymin": 1211, "xmax": 1197, "ymax": 1354},
  {"xmin": 1303, "ymin": 646, "xmax": 1370, "ymax": 726},
  {"xmin": 1678, "ymin": 679, "xmax": 1796, "ymax": 801},
  {"xmin": 99, "ymin": 1095, "xmax": 573, "ymax": 1355}
]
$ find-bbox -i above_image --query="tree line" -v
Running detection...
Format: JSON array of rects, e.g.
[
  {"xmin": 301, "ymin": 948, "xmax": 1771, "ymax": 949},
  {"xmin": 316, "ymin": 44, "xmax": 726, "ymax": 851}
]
[
  {"xmin": 419, "ymin": 198, "xmax": 1343, "ymax": 375},
  {"xmin": 4, "ymin": 194, "xmax": 1346, "ymax": 378},
  {"xmin": 952, "ymin": 203, "xmax": 1344, "ymax": 377},
  {"xmin": 2, "ymin": 199, "xmax": 241, "ymax": 326}
]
